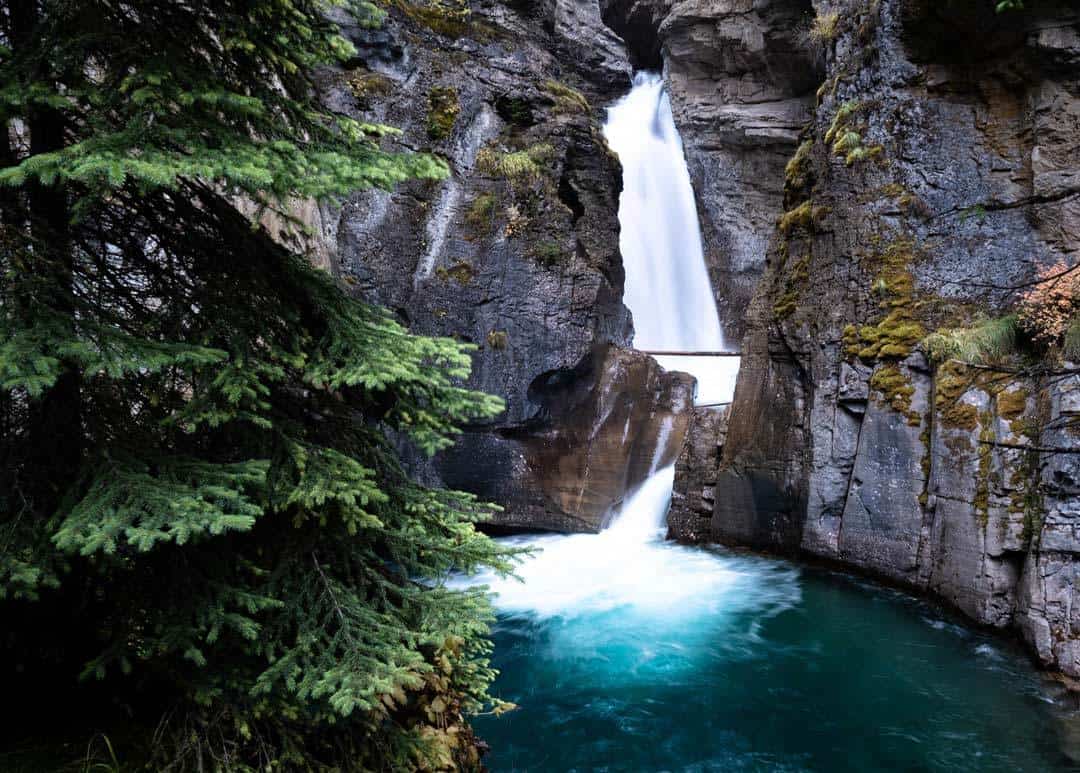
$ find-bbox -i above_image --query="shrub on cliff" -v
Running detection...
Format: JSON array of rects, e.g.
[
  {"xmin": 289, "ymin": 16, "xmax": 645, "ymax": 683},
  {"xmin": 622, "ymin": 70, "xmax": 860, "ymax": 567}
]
[
  {"xmin": 1017, "ymin": 261, "xmax": 1080, "ymax": 350},
  {"xmin": 0, "ymin": 0, "xmax": 513, "ymax": 768}
]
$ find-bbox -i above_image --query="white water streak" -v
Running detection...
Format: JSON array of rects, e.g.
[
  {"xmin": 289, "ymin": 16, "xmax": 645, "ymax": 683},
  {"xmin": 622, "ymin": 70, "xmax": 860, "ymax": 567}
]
[{"xmin": 603, "ymin": 73, "xmax": 738, "ymax": 406}]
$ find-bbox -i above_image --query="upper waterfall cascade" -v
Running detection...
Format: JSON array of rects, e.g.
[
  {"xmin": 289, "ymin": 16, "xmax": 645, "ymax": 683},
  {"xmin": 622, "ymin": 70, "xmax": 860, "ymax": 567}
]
[{"xmin": 603, "ymin": 72, "xmax": 738, "ymax": 405}]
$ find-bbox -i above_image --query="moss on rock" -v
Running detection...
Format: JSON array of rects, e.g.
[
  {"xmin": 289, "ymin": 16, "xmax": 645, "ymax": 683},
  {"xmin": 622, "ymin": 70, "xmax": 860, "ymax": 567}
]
[
  {"xmin": 870, "ymin": 364, "xmax": 920, "ymax": 425},
  {"xmin": 544, "ymin": 80, "xmax": 589, "ymax": 115},
  {"xmin": 778, "ymin": 201, "xmax": 829, "ymax": 235},
  {"xmin": 464, "ymin": 193, "xmax": 498, "ymax": 237},
  {"xmin": 436, "ymin": 260, "xmax": 476, "ymax": 285},
  {"xmin": 427, "ymin": 86, "xmax": 460, "ymax": 140},
  {"xmin": 785, "ymin": 140, "xmax": 814, "ymax": 193}
]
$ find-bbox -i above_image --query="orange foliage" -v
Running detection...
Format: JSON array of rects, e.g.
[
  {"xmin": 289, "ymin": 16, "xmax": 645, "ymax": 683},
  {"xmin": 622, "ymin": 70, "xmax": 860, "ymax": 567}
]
[{"xmin": 1017, "ymin": 260, "xmax": 1080, "ymax": 347}]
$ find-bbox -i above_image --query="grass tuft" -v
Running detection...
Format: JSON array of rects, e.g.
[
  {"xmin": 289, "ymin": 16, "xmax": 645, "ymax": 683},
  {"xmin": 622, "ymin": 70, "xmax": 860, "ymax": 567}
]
[
  {"xmin": 809, "ymin": 11, "xmax": 841, "ymax": 45},
  {"xmin": 923, "ymin": 315, "xmax": 1019, "ymax": 365}
]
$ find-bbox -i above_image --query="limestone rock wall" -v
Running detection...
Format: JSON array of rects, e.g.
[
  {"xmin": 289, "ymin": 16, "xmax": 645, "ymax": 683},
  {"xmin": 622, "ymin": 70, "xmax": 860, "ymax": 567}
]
[
  {"xmin": 320, "ymin": 0, "xmax": 697, "ymax": 531},
  {"xmin": 711, "ymin": 0, "xmax": 1080, "ymax": 678}
]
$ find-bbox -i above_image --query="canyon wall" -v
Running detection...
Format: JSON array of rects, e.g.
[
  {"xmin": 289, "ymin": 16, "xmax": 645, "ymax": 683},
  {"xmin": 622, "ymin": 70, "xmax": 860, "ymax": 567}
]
[
  {"xmin": 322, "ymin": 0, "xmax": 692, "ymax": 531},
  {"xmin": 690, "ymin": 0, "xmax": 1080, "ymax": 680}
]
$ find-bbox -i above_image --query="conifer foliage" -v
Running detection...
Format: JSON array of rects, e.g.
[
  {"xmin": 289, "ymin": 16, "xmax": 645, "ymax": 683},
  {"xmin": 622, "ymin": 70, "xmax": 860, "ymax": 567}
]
[{"xmin": 0, "ymin": 1, "xmax": 513, "ymax": 768}]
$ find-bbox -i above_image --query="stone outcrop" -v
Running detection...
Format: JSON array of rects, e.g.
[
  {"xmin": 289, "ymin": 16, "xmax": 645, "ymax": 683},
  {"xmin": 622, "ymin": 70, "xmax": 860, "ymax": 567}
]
[
  {"xmin": 440, "ymin": 344, "xmax": 695, "ymax": 532},
  {"xmin": 707, "ymin": 0, "xmax": 1080, "ymax": 678},
  {"xmin": 600, "ymin": 0, "xmax": 821, "ymax": 340},
  {"xmin": 320, "ymin": 0, "xmax": 697, "ymax": 531},
  {"xmin": 668, "ymin": 405, "xmax": 728, "ymax": 542}
]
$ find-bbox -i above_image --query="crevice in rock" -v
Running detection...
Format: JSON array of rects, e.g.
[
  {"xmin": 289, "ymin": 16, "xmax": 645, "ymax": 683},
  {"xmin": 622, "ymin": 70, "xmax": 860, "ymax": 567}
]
[{"xmin": 558, "ymin": 169, "xmax": 586, "ymax": 224}]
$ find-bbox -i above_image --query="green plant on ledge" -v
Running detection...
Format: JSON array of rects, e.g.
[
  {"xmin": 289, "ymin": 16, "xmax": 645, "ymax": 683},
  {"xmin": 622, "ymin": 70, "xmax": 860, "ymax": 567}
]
[
  {"xmin": 923, "ymin": 315, "xmax": 1020, "ymax": 365},
  {"xmin": 544, "ymin": 80, "xmax": 590, "ymax": 115},
  {"xmin": 476, "ymin": 142, "xmax": 555, "ymax": 183},
  {"xmin": 427, "ymin": 86, "xmax": 460, "ymax": 140}
]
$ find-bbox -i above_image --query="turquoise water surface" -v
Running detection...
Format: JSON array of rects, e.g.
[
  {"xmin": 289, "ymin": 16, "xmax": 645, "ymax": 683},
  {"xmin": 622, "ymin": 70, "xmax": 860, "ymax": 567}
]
[{"xmin": 470, "ymin": 540, "xmax": 1077, "ymax": 772}]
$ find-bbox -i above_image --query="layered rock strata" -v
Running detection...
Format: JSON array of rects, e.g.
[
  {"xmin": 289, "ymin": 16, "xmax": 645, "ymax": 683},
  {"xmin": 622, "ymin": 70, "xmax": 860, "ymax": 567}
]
[{"xmin": 712, "ymin": 0, "xmax": 1080, "ymax": 678}]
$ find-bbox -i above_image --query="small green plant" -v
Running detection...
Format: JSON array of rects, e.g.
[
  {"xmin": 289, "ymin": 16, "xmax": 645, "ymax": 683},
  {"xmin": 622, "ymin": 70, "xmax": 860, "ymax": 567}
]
[
  {"xmin": 785, "ymin": 140, "xmax": 813, "ymax": 191},
  {"xmin": 923, "ymin": 315, "xmax": 1019, "ymax": 365},
  {"xmin": 825, "ymin": 101, "xmax": 862, "ymax": 145},
  {"xmin": 823, "ymin": 100, "xmax": 881, "ymax": 165},
  {"xmin": 427, "ymin": 86, "xmax": 460, "ymax": 140},
  {"xmin": 777, "ymin": 201, "xmax": 829, "ymax": 234},
  {"xmin": 464, "ymin": 192, "xmax": 498, "ymax": 235},
  {"xmin": 531, "ymin": 240, "xmax": 565, "ymax": 266},
  {"xmin": 996, "ymin": 0, "xmax": 1024, "ymax": 11},
  {"xmin": 959, "ymin": 203, "xmax": 988, "ymax": 223},
  {"xmin": 544, "ymin": 79, "xmax": 589, "ymax": 114},
  {"xmin": 843, "ymin": 144, "xmax": 883, "ymax": 165},
  {"xmin": 476, "ymin": 142, "xmax": 555, "ymax": 182},
  {"xmin": 832, "ymin": 130, "xmax": 862, "ymax": 155},
  {"xmin": 809, "ymin": 11, "xmax": 841, "ymax": 45}
]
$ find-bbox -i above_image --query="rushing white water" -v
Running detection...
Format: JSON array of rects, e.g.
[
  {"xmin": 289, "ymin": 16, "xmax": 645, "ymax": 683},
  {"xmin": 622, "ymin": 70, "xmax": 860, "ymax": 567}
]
[
  {"xmin": 455, "ymin": 73, "xmax": 758, "ymax": 633},
  {"xmin": 460, "ymin": 466, "xmax": 799, "ymax": 628},
  {"xmin": 602, "ymin": 72, "xmax": 737, "ymax": 406}
]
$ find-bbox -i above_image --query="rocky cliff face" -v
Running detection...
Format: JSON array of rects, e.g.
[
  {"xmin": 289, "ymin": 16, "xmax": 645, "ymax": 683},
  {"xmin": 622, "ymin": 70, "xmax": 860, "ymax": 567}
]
[
  {"xmin": 668, "ymin": 405, "xmax": 728, "ymax": 541},
  {"xmin": 600, "ymin": 0, "xmax": 820, "ymax": 341},
  {"xmin": 319, "ymin": 0, "xmax": 693, "ymax": 531},
  {"xmin": 707, "ymin": 0, "xmax": 1080, "ymax": 679}
]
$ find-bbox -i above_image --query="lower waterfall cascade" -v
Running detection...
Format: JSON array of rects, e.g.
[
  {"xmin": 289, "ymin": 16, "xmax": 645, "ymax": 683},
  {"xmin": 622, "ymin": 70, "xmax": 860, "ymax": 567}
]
[{"xmin": 456, "ymin": 75, "xmax": 1077, "ymax": 772}]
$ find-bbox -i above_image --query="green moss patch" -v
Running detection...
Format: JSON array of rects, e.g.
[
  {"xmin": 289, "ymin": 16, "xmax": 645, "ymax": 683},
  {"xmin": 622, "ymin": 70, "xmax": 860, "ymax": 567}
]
[
  {"xmin": 530, "ymin": 240, "xmax": 566, "ymax": 267},
  {"xmin": 387, "ymin": 0, "xmax": 496, "ymax": 39},
  {"xmin": 476, "ymin": 143, "xmax": 555, "ymax": 183},
  {"xmin": 544, "ymin": 80, "xmax": 589, "ymax": 115},
  {"xmin": 427, "ymin": 86, "xmax": 460, "ymax": 140},
  {"xmin": 773, "ymin": 254, "xmax": 810, "ymax": 318},
  {"xmin": 346, "ymin": 70, "xmax": 394, "ymax": 106},
  {"xmin": 824, "ymin": 100, "xmax": 882, "ymax": 166},
  {"xmin": 870, "ymin": 364, "xmax": 920, "ymax": 426},
  {"xmin": 848, "ymin": 240, "xmax": 925, "ymax": 361},
  {"xmin": 435, "ymin": 260, "xmax": 476, "ymax": 285},
  {"xmin": 785, "ymin": 140, "xmax": 813, "ymax": 194},
  {"xmin": 997, "ymin": 388, "xmax": 1028, "ymax": 421},
  {"xmin": 463, "ymin": 193, "xmax": 498, "ymax": 237},
  {"xmin": 778, "ymin": 201, "xmax": 829, "ymax": 235}
]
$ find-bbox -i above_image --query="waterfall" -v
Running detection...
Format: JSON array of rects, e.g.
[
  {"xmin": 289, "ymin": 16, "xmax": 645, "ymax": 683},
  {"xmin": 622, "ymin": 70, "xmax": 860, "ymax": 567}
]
[
  {"xmin": 602, "ymin": 72, "xmax": 739, "ymax": 407},
  {"xmin": 453, "ymin": 73, "xmax": 744, "ymax": 615}
]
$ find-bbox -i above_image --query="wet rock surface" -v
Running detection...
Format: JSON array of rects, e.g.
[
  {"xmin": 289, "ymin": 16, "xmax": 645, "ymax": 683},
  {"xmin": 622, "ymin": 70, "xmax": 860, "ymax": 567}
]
[
  {"xmin": 708, "ymin": 0, "xmax": 1080, "ymax": 678},
  {"xmin": 668, "ymin": 405, "xmax": 728, "ymax": 542},
  {"xmin": 321, "ymin": 1, "xmax": 701, "ymax": 531},
  {"xmin": 440, "ymin": 344, "xmax": 695, "ymax": 532}
]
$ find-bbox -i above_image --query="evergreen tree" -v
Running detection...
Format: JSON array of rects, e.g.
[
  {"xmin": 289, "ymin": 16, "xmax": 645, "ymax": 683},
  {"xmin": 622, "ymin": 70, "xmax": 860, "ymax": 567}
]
[{"xmin": 0, "ymin": 1, "xmax": 514, "ymax": 768}]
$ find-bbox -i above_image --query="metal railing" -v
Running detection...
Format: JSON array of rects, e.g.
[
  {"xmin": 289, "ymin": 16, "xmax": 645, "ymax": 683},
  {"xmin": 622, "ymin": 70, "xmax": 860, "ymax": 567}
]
[{"xmin": 639, "ymin": 349, "xmax": 741, "ymax": 357}]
